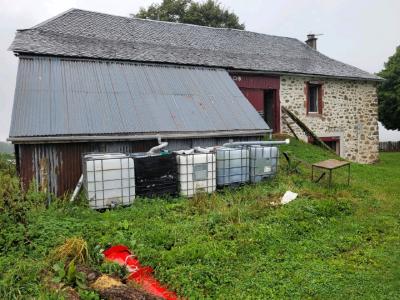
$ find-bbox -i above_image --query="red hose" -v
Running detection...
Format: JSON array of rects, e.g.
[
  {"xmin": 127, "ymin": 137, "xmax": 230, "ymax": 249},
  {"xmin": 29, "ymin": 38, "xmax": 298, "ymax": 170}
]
[{"xmin": 103, "ymin": 245, "xmax": 178, "ymax": 300}]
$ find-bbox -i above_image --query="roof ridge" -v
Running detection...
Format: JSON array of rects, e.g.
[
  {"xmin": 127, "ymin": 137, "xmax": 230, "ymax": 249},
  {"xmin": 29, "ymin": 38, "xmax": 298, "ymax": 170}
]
[
  {"xmin": 26, "ymin": 27, "xmax": 296, "ymax": 58},
  {"xmin": 27, "ymin": 8, "xmax": 300, "ymax": 42},
  {"xmin": 26, "ymin": 8, "xmax": 77, "ymax": 30},
  {"xmin": 302, "ymin": 42, "xmax": 381, "ymax": 78},
  {"xmin": 10, "ymin": 8, "xmax": 382, "ymax": 81}
]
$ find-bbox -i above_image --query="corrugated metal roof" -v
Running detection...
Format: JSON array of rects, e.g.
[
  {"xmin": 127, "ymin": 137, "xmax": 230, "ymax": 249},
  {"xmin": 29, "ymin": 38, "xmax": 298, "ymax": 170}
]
[
  {"xmin": 9, "ymin": 56, "xmax": 269, "ymax": 139},
  {"xmin": 9, "ymin": 9, "xmax": 381, "ymax": 81}
]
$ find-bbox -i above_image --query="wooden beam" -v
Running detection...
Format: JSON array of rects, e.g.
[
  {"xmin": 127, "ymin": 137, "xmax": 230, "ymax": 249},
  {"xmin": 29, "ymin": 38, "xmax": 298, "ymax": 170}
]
[
  {"xmin": 281, "ymin": 106, "xmax": 335, "ymax": 153},
  {"xmin": 282, "ymin": 117, "xmax": 299, "ymax": 140}
]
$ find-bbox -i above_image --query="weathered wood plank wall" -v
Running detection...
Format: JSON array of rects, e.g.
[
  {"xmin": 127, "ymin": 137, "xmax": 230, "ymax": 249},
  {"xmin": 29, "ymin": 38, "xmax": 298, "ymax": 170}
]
[{"xmin": 379, "ymin": 141, "xmax": 400, "ymax": 152}]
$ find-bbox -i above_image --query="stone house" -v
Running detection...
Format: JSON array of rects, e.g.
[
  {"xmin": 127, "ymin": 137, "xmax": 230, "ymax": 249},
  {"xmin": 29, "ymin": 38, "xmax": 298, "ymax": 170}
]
[{"xmin": 8, "ymin": 9, "xmax": 381, "ymax": 194}]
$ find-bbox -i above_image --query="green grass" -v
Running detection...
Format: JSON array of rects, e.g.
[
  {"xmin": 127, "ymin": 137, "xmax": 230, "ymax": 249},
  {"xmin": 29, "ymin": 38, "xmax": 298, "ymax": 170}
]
[{"xmin": 1, "ymin": 140, "xmax": 399, "ymax": 299}]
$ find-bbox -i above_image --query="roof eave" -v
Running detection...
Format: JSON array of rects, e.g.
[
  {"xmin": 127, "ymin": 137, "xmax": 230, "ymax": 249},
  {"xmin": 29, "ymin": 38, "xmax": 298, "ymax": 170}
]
[
  {"xmin": 228, "ymin": 68, "xmax": 383, "ymax": 82},
  {"xmin": 13, "ymin": 52, "xmax": 383, "ymax": 82},
  {"xmin": 8, "ymin": 130, "xmax": 271, "ymax": 144}
]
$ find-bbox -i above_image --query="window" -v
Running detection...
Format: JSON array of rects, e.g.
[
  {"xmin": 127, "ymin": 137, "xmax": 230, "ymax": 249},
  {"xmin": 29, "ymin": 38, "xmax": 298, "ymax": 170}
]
[
  {"xmin": 308, "ymin": 136, "xmax": 340, "ymax": 155},
  {"xmin": 306, "ymin": 82, "xmax": 323, "ymax": 114},
  {"xmin": 309, "ymin": 85, "xmax": 319, "ymax": 113}
]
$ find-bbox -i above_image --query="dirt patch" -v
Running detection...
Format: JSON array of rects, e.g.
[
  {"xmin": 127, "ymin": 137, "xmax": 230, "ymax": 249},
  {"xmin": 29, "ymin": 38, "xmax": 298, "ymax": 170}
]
[
  {"xmin": 79, "ymin": 266, "xmax": 161, "ymax": 300},
  {"xmin": 98, "ymin": 285, "xmax": 161, "ymax": 300}
]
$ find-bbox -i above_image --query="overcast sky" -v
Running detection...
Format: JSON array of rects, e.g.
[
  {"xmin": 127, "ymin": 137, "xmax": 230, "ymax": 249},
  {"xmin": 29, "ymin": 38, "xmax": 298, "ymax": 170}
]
[{"xmin": 0, "ymin": 0, "xmax": 399, "ymax": 141}]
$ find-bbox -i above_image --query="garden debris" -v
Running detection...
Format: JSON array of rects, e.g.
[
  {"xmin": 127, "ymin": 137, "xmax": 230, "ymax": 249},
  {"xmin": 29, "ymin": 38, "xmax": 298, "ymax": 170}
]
[
  {"xmin": 103, "ymin": 245, "xmax": 178, "ymax": 300},
  {"xmin": 43, "ymin": 274, "xmax": 80, "ymax": 300},
  {"xmin": 281, "ymin": 191, "xmax": 298, "ymax": 204},
  {"xmin": 91, "ymin": 275, "xmax": 123, "ymax": 290},
  {"xmin": 48, "ymin": 237, "xmax": 89, "ymax": 265},
  {"xmin": 85, "ymin": 269, "xmax": 160, "ymax": 300},
  {"xmin": 77, "ymin": 264, "xmax": 101, "ymax": 282},
  {"xmin": 99, "ymin": 285, "xmax": 161, "ymax": 300},
  {"xmin": 46, "ymin": 262, "xmax": 160, "ymax": 300},
  {"xmin": 61, "ymin": 286, "xmax": 81, "ymax": 300}
]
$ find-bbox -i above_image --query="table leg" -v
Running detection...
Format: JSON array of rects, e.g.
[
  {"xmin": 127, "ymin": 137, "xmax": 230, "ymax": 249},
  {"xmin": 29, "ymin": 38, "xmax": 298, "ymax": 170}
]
[{"xmin": 329, "ymin": 169, "xmax": 332, "ymax": 189}]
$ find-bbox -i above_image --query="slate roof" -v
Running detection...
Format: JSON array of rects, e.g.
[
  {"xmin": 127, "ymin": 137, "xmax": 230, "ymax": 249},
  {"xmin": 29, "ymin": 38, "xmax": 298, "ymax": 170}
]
[
  {"xmin": 10, "ymin": 8, "xmax": 381, "ymax": 81},
  {"xmin": 9, "ymin": 56, "xmax": 269, "ymax": 139}
]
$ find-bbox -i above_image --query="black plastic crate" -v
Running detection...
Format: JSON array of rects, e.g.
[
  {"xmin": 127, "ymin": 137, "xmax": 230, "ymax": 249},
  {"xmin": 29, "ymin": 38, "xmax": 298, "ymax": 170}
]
[{"xmin": 133, "ymin": 153, "xmax": 178, "ymax": 198}]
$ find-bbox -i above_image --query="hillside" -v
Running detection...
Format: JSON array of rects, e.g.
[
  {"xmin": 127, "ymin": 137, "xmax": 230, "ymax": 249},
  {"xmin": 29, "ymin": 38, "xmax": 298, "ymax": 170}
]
[
  {"xmin": 0, "ymin": 141, "xmax": 13, "ymax": 154},
  {"xmin": 0, "ymin": 139, "xmax": 399, "ymax": 299}
]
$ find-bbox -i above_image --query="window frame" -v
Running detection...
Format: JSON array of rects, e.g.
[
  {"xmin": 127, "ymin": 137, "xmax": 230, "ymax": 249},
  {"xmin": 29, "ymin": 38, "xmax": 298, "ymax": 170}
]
[{"xmin": 306, "ymin": 81, "xmax": 324, "ymax": 115}]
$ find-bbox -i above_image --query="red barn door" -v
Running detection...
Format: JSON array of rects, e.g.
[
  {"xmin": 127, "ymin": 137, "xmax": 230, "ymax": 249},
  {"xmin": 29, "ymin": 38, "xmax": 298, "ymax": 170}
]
[{"xmin": 231, "ymin": 74, "xmax": 280, "ymax": 133}]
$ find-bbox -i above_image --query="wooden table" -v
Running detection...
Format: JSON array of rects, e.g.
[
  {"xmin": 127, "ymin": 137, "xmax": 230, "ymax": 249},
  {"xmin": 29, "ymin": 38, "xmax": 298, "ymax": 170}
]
[{"xmin": 311, "ymin": 159, "xmax": 350, "ymax": 188}]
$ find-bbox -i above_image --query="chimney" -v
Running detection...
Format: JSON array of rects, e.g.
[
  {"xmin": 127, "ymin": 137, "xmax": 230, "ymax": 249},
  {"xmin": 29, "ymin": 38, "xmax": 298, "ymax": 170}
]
[{"xmin": 305, "ymin": 34, "xmax": 317, "ymax": 50}]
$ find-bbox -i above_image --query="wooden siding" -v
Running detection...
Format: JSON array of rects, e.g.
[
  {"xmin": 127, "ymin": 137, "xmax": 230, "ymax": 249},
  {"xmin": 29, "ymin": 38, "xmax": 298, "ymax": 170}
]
[{"xmin": 379, "ymin": 141, "xmax": 400, "ymax": 152}]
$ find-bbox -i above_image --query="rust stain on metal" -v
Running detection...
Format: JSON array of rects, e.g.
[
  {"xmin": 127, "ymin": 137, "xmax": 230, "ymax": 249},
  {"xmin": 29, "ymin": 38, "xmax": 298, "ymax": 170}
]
[{"xmin": 39, "ymin": 157, "xmax": 49, "ymax": 193}]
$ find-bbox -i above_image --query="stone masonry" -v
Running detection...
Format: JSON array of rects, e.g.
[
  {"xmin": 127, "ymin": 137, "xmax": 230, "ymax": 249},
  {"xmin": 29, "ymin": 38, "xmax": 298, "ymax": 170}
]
[{"xmin": 280, "ymin": 75, "xmax": 379, "ymax": 164}]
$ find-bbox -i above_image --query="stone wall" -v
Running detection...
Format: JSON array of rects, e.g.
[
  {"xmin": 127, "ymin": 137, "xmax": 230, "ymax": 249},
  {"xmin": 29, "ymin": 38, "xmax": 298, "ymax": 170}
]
[{"xmin": 280, "ymin": 75, "xmax": 379, "ymax": 164}]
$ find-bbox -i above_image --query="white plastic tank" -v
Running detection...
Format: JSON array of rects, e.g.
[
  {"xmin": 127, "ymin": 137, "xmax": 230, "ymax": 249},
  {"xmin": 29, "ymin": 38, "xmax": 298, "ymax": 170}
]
[
  {"xmin": 83, "ymin": 153, "xmax": 135, "ymax": 209},
  {"xmin": 216, "ymin": 147, "xmax": 249, "ymax": 186},
  {"xmin": 176, "ymin": 150, "xmax": 216, "ymax": 197},
  {"xmin": 249, "ymin": 146, "xmax": 279, "ymax": 183}
]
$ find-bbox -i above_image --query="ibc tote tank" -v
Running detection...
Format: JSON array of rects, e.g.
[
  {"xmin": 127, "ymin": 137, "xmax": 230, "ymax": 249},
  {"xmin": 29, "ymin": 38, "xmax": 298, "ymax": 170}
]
[
  {"xmin": 83, "ymin": 153, "xmax": 135, "ymax": 209},
  {"xmin": 248, "ymin": 146, "xmax": 279, "ymax": 183},
  {"xmin": 131, "ymin": 152, "xmax": 178, "ymax": 198},
  {"xmin": 216, "ymin": 147, "xmax": 249, "ymax": 187},
  {"xmin": 176, "ymin": 150, "xmax": 216, "ymax": 197}
]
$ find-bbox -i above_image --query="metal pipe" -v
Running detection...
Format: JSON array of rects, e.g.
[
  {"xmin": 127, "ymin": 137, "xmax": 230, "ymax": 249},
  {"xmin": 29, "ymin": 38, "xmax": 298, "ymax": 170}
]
[
  {"xmin": 194, "ymin": 147, "xmax": 212, "ymax": 153},
  {"xmin": 174, "ymin": 149, "xmax": 195, "ymax": 155},
  {"xmin": 147, "ymin": 136, "xmax": 168, "ymax": 154},
  {"xmin": 70, "ymin": 174, "xmax": 83, "ymax": 202},
  {"xmin": 223, "ymin": 139, "xmax": 290, "ymax": 148}
]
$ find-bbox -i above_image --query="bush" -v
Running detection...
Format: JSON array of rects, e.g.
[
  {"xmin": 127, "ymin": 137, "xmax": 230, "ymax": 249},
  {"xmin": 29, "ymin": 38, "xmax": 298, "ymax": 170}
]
[
  {"xmin": 0, "ymin": 153, "xmax": 16, "ymax": 177},
  {"xmin": 0, "ymin": 174, "xmax": 46, "ymax": 224},
  {"xmin": 0, "ymin": 154, "xmax": 46, "ymax": 224}
]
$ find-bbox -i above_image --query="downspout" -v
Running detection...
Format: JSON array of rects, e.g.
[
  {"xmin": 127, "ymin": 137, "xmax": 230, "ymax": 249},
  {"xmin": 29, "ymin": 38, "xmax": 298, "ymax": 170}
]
[
  {"xmin": 356, "ymin": 121, "xmax": 362, "ymax": 162},
  {"xmin": 147, "ymin": 136, "xmax": 168, "ymax": 154}
]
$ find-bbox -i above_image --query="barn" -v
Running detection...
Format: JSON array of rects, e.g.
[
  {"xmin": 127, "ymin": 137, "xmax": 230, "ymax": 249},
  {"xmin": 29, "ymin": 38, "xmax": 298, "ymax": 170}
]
[{"xmin": 8, "ymin": 9, "xmax": 381, "ymax": 195}]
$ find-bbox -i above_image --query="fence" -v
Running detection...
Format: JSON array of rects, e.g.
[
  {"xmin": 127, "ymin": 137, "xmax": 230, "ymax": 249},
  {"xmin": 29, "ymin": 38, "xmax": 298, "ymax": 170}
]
[{"xmin": 379, "ymin": 141, "xmax": 400, "ymax": 152}]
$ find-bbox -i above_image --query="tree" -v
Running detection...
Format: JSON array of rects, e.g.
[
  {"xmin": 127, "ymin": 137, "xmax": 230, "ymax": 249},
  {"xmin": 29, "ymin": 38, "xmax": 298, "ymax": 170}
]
[
  {"xmin": 135, "ymin": 0, "xmax": 245, "ymax": 30},
  {"xmin": 377, "ymin": 46, "xmax": 400, "ymax": 130}
]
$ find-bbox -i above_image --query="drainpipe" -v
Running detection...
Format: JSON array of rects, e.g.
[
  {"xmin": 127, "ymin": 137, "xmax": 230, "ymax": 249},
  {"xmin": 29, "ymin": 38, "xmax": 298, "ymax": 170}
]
[
  {"xmin": 194, "ymin": 147, "xmax": 214, "ymax": 153},
  {"xmin": 70, "ymin": 174, "xmax": 83, "ymax": 202},
  {"xmin": 356, "ymin": 121, "xmax": 363, "ymax": 162},
  {"xmin": 222, "ymin": 139, "xmax": 290, "ymax": 148},
  {"xmin": 147, "ymin": 136, "xmax": 168, "ymax": 154}
]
